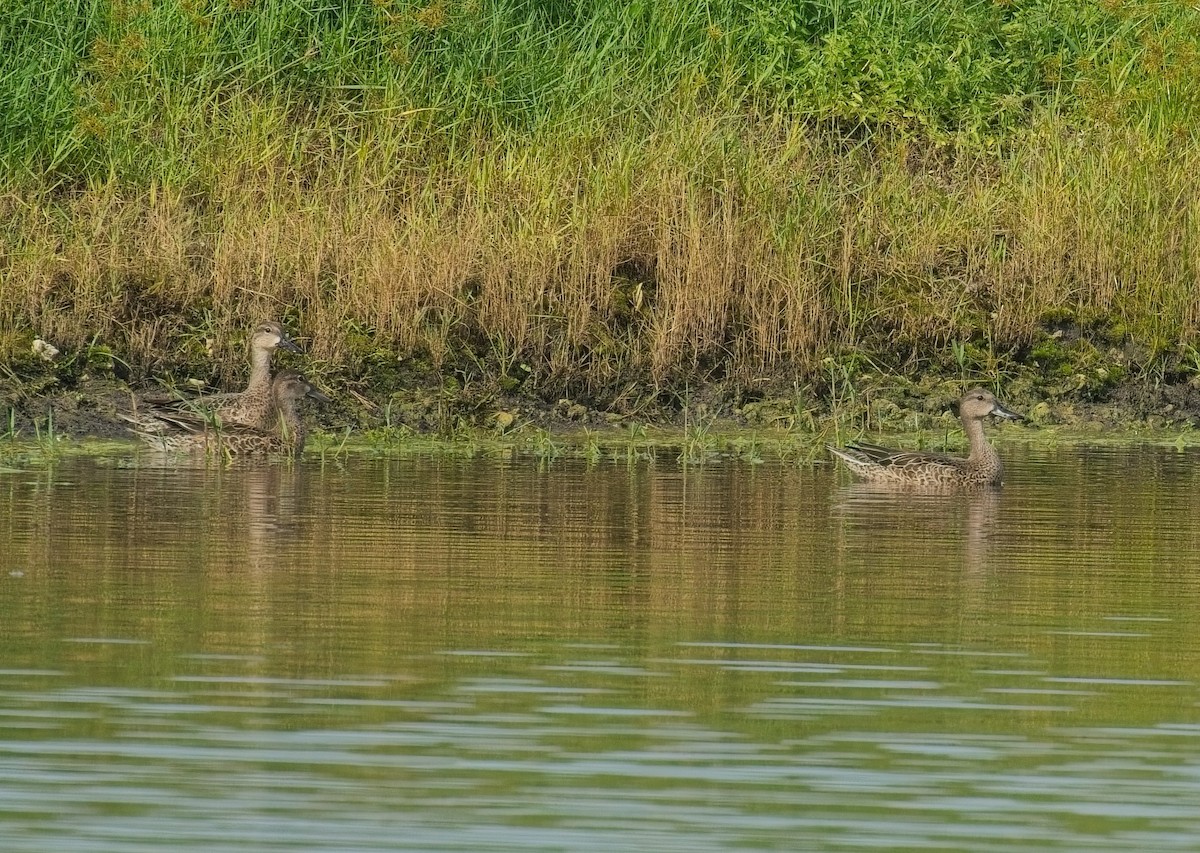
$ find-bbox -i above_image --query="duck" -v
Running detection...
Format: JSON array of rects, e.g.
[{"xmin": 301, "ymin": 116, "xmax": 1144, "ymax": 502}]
[
  {"xmin": 826, "ymin": 388, "xmax": 1023, "ymax": 487},
  {"xmin": 126, "ymin": 370, "xmax": 330, "ymax": 456},
  {"xmin": 149, "ymin": 321, "xmax": 302, "ymax": 430}
]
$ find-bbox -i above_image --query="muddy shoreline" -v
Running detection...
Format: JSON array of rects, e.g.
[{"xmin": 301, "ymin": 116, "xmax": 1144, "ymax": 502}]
[{"xmin": 6, "ymin": 367, "xmax": 1200, "ymax": 448}]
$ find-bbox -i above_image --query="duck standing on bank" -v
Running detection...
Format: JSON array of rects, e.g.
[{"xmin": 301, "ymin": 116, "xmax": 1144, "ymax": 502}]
[
  {"xmin": 193, "ymin": 320, "xmax": 302, "ymax": 430},
  {"xmin": 129, "ymin": 320, "xmax": 300, "ymax": 433},
  {"xmin": 827, "ymin": 388, "xmax": 1024, "ymax": 487}
]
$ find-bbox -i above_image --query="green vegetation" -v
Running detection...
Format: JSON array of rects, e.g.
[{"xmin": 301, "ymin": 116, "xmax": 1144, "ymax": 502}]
[{"xmin": 2, "ymin": 0, "xmax": 1200, "ymax": 415}]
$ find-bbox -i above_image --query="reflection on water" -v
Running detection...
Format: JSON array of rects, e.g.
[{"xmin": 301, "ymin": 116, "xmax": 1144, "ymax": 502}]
[{"xmin": 2, "ymin": 447, "xmax": 1200, "ymax": 850}]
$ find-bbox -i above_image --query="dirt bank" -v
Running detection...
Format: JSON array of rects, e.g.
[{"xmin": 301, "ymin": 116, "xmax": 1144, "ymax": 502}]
[{"xmin": 4, "ymin": 358, "xmax": 1200, "ymax": 447}]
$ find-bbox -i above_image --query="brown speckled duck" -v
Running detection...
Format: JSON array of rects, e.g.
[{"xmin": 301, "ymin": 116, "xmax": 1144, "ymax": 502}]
[
  {"xmin": 827, "ymin": 388, "xmax": 1023, "ymax": 487},
  {"xmin": 126, "ymin": 370, "xmax": 330, "ymax": 457},
  {"xmin": 207, "ymin": 320, "xmax": 302, "ymax": 430},
  {"xmin": 148, "ymin": 321, "xmax": 301, "ymax": 430}
]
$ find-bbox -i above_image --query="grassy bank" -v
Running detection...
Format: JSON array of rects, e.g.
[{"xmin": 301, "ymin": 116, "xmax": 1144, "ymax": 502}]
[{"xmin": 3, "ymin": 0, "xmax": 1200, "ymax": 420}]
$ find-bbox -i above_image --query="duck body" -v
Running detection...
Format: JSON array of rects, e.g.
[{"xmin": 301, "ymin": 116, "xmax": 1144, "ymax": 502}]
[
  {"xmin": 827, "ymin": 388, "xmax": 1023, "ymax": 487},
  {"xmin": 126, "ymin": 370, "xmax": 329, "ymax": 457}
]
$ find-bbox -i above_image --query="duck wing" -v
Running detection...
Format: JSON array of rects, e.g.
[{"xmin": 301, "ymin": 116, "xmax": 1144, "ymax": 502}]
[
  {"xmin": 119, "ymin": 407, "xmax": 213, "ymax": 439},
  {"xmin": 846, "ymin": 442, "xmax": 967, "ymax": 472},
  {"xmin": 143, "ymin": 391, "xmax": 242, "ymax": 414}
]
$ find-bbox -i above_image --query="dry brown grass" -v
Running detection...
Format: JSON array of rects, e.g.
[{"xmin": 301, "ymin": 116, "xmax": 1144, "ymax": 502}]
[{"xmin": 3, "ymin": 115, "xmax": 1199, "ymax": 397}]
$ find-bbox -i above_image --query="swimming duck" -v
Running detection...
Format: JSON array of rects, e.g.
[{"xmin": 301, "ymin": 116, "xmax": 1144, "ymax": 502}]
[
  {"xmin": 827, "ymin": 388, "xmax": 1023, "ymax": 487},
  {"xmin": 127, "ymin": 370, "xmax": 330, "ymax": 456}
]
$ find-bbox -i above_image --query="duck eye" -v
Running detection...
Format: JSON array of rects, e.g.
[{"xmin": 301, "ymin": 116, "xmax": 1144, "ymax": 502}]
[{"xmin": 976, "ymin": 395, "xmax": 984, "ymax": 400}]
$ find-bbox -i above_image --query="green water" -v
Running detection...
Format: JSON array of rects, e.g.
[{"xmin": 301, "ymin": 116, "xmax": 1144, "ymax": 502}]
[{"xmin": 2, "ymin": 448, "xmax": 1200, "ymax": 850}]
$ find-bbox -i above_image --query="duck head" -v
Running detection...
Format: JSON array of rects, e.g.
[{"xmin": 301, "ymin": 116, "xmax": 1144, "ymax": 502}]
[{"xmin": 959, "ymin": 387, "xmax": 1023, "ymax": 422}]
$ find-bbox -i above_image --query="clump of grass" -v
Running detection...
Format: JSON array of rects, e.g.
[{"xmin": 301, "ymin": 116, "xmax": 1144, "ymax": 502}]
[{"xmin": 25, "ymin": 411, "xmax": 65, "ymax": 461}]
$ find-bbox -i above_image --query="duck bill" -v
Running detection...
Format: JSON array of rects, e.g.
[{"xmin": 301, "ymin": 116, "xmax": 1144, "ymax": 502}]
[
  {"xmin": 305, "ymin": 386, "xmax": 332, "ymax": 404},
  {"xmin": 277, "ymin": 335, "xmax": 302, "ymax": 354},
  {"xmin": 991, "ymin": 401, "xmax": 1024, "ymax": 421}
]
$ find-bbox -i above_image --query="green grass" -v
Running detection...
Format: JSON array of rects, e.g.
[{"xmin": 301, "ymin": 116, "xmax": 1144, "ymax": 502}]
[
  {"xmin": 6, "ymin": 0, "xmax": 1198, "ymax": 174},
  {"xmin": 4, "ymin": 411, "xmax": 1200, "ymax": 473},
  {"xmin": 2, "ymin": 0, "xmax": 1200, "ymax": 407}
]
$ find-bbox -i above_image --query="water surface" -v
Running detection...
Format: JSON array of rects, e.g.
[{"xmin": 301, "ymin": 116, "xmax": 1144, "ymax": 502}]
[{"xmin": 2, "ymin": 446, "xmax": 1200, "ymax": 850}]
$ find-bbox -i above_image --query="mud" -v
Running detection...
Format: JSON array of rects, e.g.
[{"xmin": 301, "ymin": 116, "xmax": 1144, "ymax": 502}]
[{"xmin": 4, "ymin": 366, "xmax": 1200, "ymax": 445}]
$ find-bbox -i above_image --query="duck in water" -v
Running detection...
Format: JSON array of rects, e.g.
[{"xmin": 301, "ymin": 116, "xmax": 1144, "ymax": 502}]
[
  {"xmin": 827, "ymin": 388, "xmax": 1023, "ymax": 487},
  {"xmin": 126, "ymin": 370, "xmax": 330, "ymax": 456}
]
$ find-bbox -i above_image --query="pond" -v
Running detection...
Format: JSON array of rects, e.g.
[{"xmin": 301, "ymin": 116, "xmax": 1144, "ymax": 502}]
[{"xmin": 2, "ymin": 446, "xmax": 1200, "ymax": 850}]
